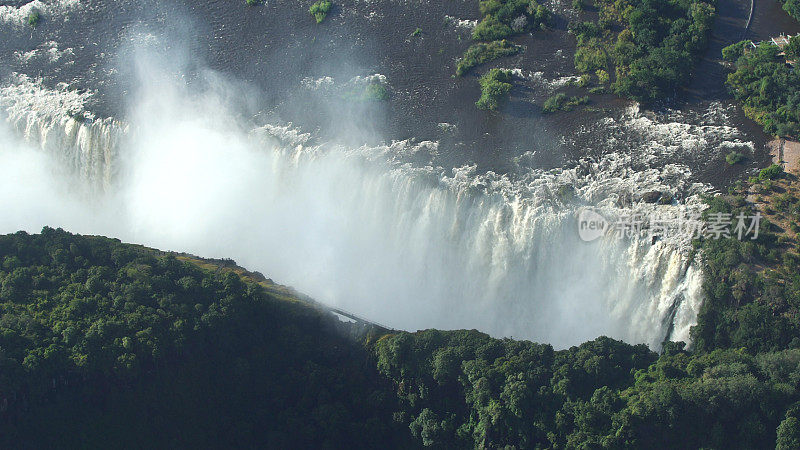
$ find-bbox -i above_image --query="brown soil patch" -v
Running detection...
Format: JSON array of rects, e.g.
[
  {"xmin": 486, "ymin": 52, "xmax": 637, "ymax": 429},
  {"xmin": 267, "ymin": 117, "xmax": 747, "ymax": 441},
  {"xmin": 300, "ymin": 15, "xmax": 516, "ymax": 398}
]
[{"xmin": 769, "ymin": 139, "xmax": 800, "ymax": 174}]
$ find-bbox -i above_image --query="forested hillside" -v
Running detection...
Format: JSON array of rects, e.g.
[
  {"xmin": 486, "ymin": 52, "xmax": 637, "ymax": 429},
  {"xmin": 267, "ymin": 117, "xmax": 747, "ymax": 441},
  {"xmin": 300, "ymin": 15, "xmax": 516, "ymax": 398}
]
[
  {"xmin": 2, "ymin": 228, "xmax": 800, "ymax": 448},
  {"xmin": 376, "ymin": 331, "xmax": 800, "ymax": 448},
  {"xmin": 0, "ymin": 228, "xmax": 408, "ymax": 448}
]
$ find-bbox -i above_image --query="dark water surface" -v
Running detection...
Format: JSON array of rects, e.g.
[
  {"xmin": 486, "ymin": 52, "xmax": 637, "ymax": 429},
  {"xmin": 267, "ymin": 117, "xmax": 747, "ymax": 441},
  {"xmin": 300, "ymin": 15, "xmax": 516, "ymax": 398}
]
[{"xmin": 0, "ymin": 0, "xmax": 797, "ymax": 185}]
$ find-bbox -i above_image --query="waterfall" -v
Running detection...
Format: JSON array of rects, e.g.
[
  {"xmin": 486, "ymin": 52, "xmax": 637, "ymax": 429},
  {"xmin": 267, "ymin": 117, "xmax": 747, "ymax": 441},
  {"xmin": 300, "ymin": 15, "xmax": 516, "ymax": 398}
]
[
  {"xmin": 225, "ymin": 128, "xmax": 708, "ymax": 349},
  {"xmin": 0, "ymin": 73, "xmax": 127, "ymax": 192},
  {"xmin": 0, "ymin": 72, "xmax": 742, "ymax": 350}
]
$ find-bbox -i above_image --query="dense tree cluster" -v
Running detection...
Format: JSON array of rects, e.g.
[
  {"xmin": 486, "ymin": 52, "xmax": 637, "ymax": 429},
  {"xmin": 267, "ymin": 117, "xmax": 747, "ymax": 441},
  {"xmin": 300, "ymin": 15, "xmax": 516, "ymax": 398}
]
[
  {"xmin": 376, "ymin": 330, "xmax": 800, "ymax": 448},
  {"xmin": 0, "ymin": 228, "xmax": 407, "ymax": 448},
  {"xmin": 5, "ymin": 205, "xmax": 800, "ymax": 448},
  {"xmin": 476, "ymin": 68, "xmax": 514, "ymax": 110},
  {"xmin": 723, "ymin": 40, "xmax": 800, "ymax": 138},
  {"xmin": 779, "ymin": 0, "xmax": 800, "ymax": 23},
  {"xmin": 569, "ymin": 0, "xmax": 716, "ymax": 102},
  {"xmin": 454, "ymin": 0, "xmax": 551, "ymax": 109},
  {"xmin": 691, "ymin": 179, "xmax": 800, "ymax": 354},
  {"xmin": 472, "ymin": 0, "xmax": 550, "ymax": 42}
]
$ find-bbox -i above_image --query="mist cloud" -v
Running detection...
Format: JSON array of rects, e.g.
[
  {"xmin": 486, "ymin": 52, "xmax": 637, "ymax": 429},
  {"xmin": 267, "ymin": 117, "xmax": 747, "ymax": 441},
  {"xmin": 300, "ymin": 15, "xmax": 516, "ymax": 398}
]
[{"xmin": 0, "ymin": 34, "xmax": 703, "ymax": 349}]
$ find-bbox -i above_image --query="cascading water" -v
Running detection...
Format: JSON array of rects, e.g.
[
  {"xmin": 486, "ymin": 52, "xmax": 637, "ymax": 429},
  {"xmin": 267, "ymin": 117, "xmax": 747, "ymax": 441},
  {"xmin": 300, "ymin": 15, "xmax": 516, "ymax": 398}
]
[
  {"xmin": 1, "ymin": 74, "xmax": 127, "ymax": 192},
  {"xmin": 236, "ymin": 129, "xmax": 708, "ymax": 349},
  {"xmin": 0, "ymin": 69, "xmax": 751, "ymax": 350}
]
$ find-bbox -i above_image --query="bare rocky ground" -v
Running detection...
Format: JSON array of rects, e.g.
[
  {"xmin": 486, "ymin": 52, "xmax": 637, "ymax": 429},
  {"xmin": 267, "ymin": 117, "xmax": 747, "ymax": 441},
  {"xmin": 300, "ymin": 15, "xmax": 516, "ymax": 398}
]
[{"xmin": 771, "ymin": 139, "xmax": 800, "ymax": 174}]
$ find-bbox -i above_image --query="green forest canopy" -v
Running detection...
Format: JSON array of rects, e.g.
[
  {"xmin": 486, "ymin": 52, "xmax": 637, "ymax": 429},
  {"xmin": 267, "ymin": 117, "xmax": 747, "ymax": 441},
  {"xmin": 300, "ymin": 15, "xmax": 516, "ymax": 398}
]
[
  {"xmin": 723, "ymin": 39, "xmax": 800, "ymax": 138},
  {"xmin": 569, "ymin": 0, "xmax": 716, "ymax": 102},
  {"xmin": 2, "ymin": 225, "xmax": 800, "ymax": 448}
]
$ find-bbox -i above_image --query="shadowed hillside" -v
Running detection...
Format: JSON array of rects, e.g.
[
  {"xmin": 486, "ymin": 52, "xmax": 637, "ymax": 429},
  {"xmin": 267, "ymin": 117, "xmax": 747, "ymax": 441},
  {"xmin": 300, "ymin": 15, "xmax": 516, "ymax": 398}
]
[{"xmin": 2, "ymin": 228, "xmax": 800, "ymax": 448}]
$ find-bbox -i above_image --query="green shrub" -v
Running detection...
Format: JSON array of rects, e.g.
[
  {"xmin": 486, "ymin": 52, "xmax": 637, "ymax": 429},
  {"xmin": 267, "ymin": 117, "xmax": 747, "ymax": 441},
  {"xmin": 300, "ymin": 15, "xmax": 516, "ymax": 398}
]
[
  {"xmin": 27, "ymin": 10, "xmax": 40, "ymax": 27},
  {"xmin": 456, "ymin": 40, "xmax": 521, "ymax": 76},
  {"xmin": 759, "ymin": 164, "xmax": 784, "ymax": 181},
  {"xmin": 573, "ymin": 95, "xmax": 590, "ymax": 106},
  {"xmin": 479, "ymin": 0, "xmax": 529, "ymax": 23},
  {"xmin": 574, "ymin": 40, "xmax": 608, "ymax": 73},
  {"xmin": 542, "ymin": 93, "xmax": 589, "ymax": 113},
  {"xmin": 411, "ymin": 27, "xmax": 422, "ymax": 37},
  {"xmin": 527, "ymin": 2, "xmax": 550, "ymax": 28},
  {"xmin": 777, "ymin": 416, "xmax": 800, "ymax": 449},
  {"xmin": 309, "ymin": 0, "xmax": 332, "ymax": 23},
  {"xmin": 726, "ymin": 151, "xmax": 745, "ymax": 165},
  {"xmin": 476, "ymin": 68, "xmax": 513, "ymax": 110},
  {"xmin": 774, "ymin": 193, "xmax": 797, "ymax": 212},
  {"xmin": 786, "ymin": 35, "xmax": 800, "ymax": 60},
  {"xmin": 363, "ymin": 83, "xmax": 388, "ymax": 101},
  {"xmin": 472, "ymin": 14, "xmax": 514, "ymax": 41},
  {"xmin": 596, "ymin": 68, "xmax": 609, "ymax": 84},
  {"xmin": 543, "ymin": 93, "xmax": 567, "ymax": 112},
  {"xmin": 779, "ymin": 0, "xmax": 800, "ymax": 22},
  {"xmin": 721, "ymin": 40, "xmax": 751, "ymax": 62},
  {"xmin": 569, "ymin": 21, "xmax": 602, "ymax": 45}
]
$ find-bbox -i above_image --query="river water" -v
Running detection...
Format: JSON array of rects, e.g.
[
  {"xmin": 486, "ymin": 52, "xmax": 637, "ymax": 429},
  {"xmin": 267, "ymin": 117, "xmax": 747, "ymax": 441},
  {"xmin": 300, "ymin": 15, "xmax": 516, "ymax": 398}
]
[{"xmin": 0, "ymin": 0, "xmax": 793, "ymax": 348}]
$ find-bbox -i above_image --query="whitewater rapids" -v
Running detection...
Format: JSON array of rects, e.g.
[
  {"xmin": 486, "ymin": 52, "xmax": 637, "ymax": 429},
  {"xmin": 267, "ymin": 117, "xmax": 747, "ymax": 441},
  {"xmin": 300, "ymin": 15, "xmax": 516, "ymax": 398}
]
[{"xmin": 0, "ymin": 68, "xmax": 754, "ymax": 349}]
